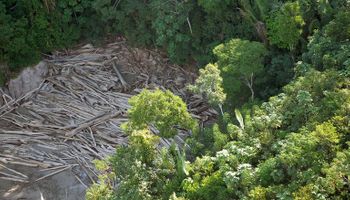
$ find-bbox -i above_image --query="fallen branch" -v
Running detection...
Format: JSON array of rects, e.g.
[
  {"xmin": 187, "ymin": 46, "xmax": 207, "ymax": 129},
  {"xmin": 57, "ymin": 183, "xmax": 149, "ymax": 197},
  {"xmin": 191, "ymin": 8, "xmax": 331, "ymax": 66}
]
[
  {"xmin": 65, "ymin": 110, "xmax": 122, "ymax": 139},
  {"xmin": 111, "ymin": 61, "xmax": 129, "ymax": 90},
  {"xmin": 34, "ymin": 165, "xmax": 71, "ymax": 182}
]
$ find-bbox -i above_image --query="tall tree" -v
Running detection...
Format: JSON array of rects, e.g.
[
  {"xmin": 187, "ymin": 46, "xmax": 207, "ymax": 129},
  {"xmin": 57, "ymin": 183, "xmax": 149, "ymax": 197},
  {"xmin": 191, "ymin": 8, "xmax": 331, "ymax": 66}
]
[
  {"xmin": 213, "ymin": 38, "xmax": 267, "ymax": 101},
  {"xmin": 266, "ymin": 1, "xmax": 305, "ymax": 50},
  {"xmin": 188, "ymin": 63, "xmax": 226, "ymax": 115}
]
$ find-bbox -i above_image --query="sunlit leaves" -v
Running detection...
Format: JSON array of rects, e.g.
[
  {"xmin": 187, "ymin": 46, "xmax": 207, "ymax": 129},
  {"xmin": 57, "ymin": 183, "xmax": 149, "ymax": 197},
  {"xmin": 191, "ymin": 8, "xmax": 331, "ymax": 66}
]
[
  {"xmin": 188, "ymin": 63, "xmax": 226, "ymax": 108},
  {"xmin": 213, "ymin": 38, "xmax": 267, "ymax": 102},
  {"xmin": 267, "ymin": 1, "xmax": 305, "ymax": 50},
  {"xmin": 126, "ymin": 89, "xmax": 196, "ymax": 138}
]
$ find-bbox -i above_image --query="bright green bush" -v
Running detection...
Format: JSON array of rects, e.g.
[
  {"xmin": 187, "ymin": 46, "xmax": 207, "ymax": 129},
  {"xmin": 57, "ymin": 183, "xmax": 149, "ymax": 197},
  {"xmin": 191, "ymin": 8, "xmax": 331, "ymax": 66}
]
[
  {"xmin": 125, "ymin": 89, "xmax": 196, "ymax": 138},
  {"xmin": 188, "ymin": 63, "xmax": 226, "ymax": 111},
  {"xmin": 213, "ymin": 38, "xmax": 267, "ymax": 102},
  {"xmin": 267, "ymin": 1, "xmax": 305, "ymax": 50}
]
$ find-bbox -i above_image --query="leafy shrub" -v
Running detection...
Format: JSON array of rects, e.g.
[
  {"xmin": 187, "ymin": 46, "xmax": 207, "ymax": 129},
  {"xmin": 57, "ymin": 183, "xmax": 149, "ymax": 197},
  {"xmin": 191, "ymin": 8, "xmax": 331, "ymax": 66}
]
[
  {"xmin": 125, "ymin": 89, "xmax": 196, "ymax": 138},
  {"xmin": 267, "ymin": 1, "xmax": 305, "ymax": 50},
  {"xmin": 303, "ymin": 11, "xmax": 350, "ymax": 71},
  {"xmin": 188, "ymin": 63, "xmax": 226, "ymax": 112},
  {"xmin": 213, "ymin": 38, "xmax": 267, "ymax": 103}
]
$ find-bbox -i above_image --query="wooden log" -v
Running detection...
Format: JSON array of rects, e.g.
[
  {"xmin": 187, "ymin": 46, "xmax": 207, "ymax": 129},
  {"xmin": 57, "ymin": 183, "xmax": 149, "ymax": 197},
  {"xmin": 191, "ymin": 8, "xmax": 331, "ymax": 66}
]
[
  {"xmin": 65, "ymin": 110, "xmax": 121, "ymax": 139},
  {"xmin": 111, "ymin": 61, "xmax": 129, "ymax": 89}
]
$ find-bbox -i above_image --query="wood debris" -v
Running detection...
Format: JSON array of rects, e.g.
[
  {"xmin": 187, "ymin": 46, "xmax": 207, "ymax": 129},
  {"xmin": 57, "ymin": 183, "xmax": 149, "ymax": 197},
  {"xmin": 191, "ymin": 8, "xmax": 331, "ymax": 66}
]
[{"xmin": 0, "ymin": 39, "xmax": 217, "ymax": 185}]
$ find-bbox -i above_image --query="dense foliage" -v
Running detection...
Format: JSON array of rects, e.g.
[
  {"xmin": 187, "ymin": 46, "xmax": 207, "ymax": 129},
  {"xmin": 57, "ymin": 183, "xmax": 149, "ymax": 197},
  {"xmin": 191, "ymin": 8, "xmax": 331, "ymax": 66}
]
[
  {"xmin": 266, "ymin": 1, "xmax": 305, "ymax": 50},
  {"xmin": 2, "ymin": 0, "xmax": 350, "ymax": 199},
  {"xmin": 124, "ymin": 89, "xmax": 196, "ymax": 138},
  {"xmin": 87, "ymin": 90, "xmax": 195, "ymax": 200},
  {"xmin": 85, "ymin": 1, "xmax": 350, "ymax": 200},
  {"xmin": 0, "ymin": 0, "xmax": 256, "ymax": 84},
  {"xmin": 213, "ymin": 39, "xmax": 267, "ymax": 103},
  {"xmin": 188, "ymin": 63, "xmax": 226, "ymax": 113}
]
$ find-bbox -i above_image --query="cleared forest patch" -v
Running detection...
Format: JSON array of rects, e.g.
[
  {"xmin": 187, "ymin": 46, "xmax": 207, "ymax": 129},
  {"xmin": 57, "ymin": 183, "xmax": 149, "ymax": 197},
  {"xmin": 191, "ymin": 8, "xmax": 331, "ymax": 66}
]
[{"xmin": 0, "ymin": 40, "xmax": 217, "ymax": 200}]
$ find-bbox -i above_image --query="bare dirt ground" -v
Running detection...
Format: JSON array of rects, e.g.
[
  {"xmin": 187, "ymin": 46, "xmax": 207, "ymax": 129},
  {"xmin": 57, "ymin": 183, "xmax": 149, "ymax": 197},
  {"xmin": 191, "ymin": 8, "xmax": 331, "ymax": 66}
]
[
  {"xmin": 1, "ymin": 166, "xmax": 87, "ymax": 200},
  {"xmin": 0, "ymin": 39, "xmax": 216, "ymax": 200}
]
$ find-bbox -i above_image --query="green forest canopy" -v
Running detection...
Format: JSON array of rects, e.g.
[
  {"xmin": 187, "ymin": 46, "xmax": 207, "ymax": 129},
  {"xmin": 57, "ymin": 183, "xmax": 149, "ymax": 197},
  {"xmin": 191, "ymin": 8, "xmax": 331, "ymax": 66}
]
[{"xmin": 1, "ymin": 0, "xmax": 350, "ymax": 199}]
